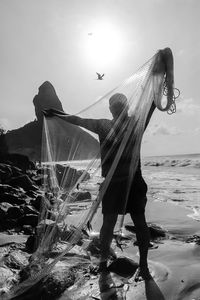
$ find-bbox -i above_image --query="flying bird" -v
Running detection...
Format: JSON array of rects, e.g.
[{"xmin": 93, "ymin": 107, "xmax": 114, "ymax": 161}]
[
  {"xmin": 96, "ymin": 72, "xmax": 105, "ymax": 80},
  {"xmin": 88, "ymin": 32, "xmax": 93, "ymax": 36}
]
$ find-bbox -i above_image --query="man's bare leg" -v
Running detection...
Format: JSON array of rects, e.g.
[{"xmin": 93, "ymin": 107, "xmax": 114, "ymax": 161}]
[
  {"xmin": 99, "ymin": 213, "xmax": 118, "ymax": 271},
  {"xmin": 130, "ymin": 213, "xmax": 151, "ymax": 280}
]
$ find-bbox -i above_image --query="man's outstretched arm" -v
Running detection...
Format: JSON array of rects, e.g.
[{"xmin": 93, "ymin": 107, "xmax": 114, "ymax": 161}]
[{"xmin": 43, "ymin": 108, "xmax": 99, "ymax": 133}]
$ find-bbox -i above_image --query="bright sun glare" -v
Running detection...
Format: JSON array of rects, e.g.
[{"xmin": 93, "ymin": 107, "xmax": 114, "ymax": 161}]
[{"xmin": 83, "ymin": 22, "xmax": 123, "ymax": 69}]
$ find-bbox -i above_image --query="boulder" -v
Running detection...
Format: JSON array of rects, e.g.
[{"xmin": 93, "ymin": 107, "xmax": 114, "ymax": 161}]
[
  {"xmin": 0, "ymin": 154, "xmax": 35, "ymax": 172},
  {"xmin": 7, "ymin": 206, "xmax": 24, "ymax": 219},
  {"xmin": 4, "ymin": 250, "xmax": 29, "ymax": 270},
  {"xmin": 54, "ymin": 164, "xmax": 90, "ymax": 188},
  {"xmin": 19, "ymin": 214, "xmax": 38, "ymax": 227},
  {"xmin": 23, "ymin": 205, "xmax": 39, "ymax": 216},
  {"xmin": 0, "ymin": 267, "xmax": 14, "ymax": 288},
  {"xmin": 22, "ymin": 225, "xmax": 34, "ymax": 235},
  {"xmin": 108, "ymin": 257, "xmax": 138, "ymax": 278},
  {"xmin": 125, "ymin": 222, "xmax": 166, "ymax": 239},
  {"xmin": 0, "ymin": 193, "xmax": 27, "ymax": 205},
  {"xmin": 71, "ymin": 191, "xmax": 91, "ymax": 202},
  {"xmin": 7, "ymin": 175, "xmax": 35, "ymax": 191},
  {"xmin": 25, "ymin": 189, "xmax": 38, "ymax": 198},
  {"xmin": 0, "ymin": 184, "xmax": 23, "ymax": 195},
  {"xmin": 0, "ymin": 202, "xmax": 13, "ymax": 212},
  {"xmin": 31, "ymin": 195, "xmax": 51, "ymax": 211},
  {"xmin": 17, "ymin": 262, "xmax": 76, "ymax": 300},
  {"xmin": 0, "ymin": 164, "xmax": 12, "ymax": 182},
  {"xmin": 0, "ymin": 207, "xmax": 7, "ymax": 223}
]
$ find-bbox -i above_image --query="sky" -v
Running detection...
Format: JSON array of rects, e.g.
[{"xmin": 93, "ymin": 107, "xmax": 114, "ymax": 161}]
[{"xmin": 0, "ymin": 0, "xmax": 200, "ymax": 156}]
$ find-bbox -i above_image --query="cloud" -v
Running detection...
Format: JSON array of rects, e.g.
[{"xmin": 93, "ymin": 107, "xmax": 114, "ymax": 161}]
[
  {"xmin": 176, "ymin": 98, "xmax": 200, "ymax": 115},
  {"xmin": 147, "ymin": 123, "xmax": 182, "ymax": 136}
]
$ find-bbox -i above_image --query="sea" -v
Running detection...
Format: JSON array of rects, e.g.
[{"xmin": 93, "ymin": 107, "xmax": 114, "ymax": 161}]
[
  {"xmin": 142, "ymin": 153, "xmax": 200, "ymax": 222},
  {"xmin": 60, "ymin": 153, "xmax": 200, "ymax": 223}
]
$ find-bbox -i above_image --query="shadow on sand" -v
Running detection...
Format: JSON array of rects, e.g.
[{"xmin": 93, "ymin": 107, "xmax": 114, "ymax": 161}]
[
  {"xmin": 99, "ymin": 272, "xmax": 166, "ymax": 300},
  {"xmin": 145, "ymin": 278, "xmax": 166, "ymax": 300}
]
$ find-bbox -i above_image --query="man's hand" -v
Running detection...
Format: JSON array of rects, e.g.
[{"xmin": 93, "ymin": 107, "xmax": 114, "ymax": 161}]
[
  {"xmin": 43, "ymin": 109, "xmax": 67, "ymax": 118},
  {"xmin": 43, "ymin": 109, "xmax": 56, "ymax": 118}
]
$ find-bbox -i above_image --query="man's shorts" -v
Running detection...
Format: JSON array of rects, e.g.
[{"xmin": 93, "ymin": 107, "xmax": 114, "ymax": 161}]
[{"xmin": 100, "ymin": 176, "xmax": 148, "ymax": 215}]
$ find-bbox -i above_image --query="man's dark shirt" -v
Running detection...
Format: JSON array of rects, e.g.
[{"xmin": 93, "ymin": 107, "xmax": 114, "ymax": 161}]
[{"xmin": 75, "ymin": 117, "xmax": 142, "ymax": 180}]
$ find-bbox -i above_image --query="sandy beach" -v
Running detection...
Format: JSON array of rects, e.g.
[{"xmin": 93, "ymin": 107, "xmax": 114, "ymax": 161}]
[
  {"xmin": 61, "ymin": 157, "xmax": 200, "ymax": 300},
  {"xmin": 59, "ymin": 198, "xmax": 200, "ymax": 300}
]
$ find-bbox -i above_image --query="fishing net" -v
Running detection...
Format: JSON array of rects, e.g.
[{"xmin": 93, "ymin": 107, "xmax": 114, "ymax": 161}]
[{"xmin": 4, "ymin": 47, "xmax": 178, "ymax": 299}]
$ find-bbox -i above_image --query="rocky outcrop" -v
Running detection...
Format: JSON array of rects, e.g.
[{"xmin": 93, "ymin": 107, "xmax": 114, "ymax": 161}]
[
  {"xmin": 0, "ymin": 161, "xmax": 90, "ymax": 232},
  {"xmin": 4, "ymin": 81, "xmax": 99, "ymax": 161},
  {"xmin": 33, "ymin": 81, "xmax": 64, "ymax": 123},
  {"xmin": 0, "ymin": 158, "xmax": 94, "ymax": 299}
]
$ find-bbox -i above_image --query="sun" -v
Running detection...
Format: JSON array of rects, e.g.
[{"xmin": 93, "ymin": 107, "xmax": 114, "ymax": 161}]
[{"xmin": 83, "ymin": 22, "xmax": 124, "ymax": 69}]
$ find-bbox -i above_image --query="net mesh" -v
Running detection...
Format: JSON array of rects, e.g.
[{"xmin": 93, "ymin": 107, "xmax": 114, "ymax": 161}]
[{"xmin": 4, "ymin": 48, "xmax": 178, "ymax": 299}]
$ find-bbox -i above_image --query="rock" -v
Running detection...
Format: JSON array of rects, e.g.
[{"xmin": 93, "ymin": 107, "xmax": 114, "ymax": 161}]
[
  {"xmin": 19, "ymin": 214, "xmax": 38, "ymax": 227},
  {"xmin": 9, "ymin": 165, "xmax": 23, "ymax": 177},
  {"xmin": 0, "ymin": 153, "xmax": 35, "ymax": 172},
  {"xmin": 148, "ymin": 223, "xmax": 166, "ymax": 238},
  {"xmin": 0, "ymin": 193, "xmax": 26, "ymax": 205},
  {"xmin": 0, "ymin": 266, "xmax": 14, "ymax": 288},
  {"xmin": 25, "ymin": 235, "xmax": 38, "ymax": 253},
  {"xmin": 186, "ymin": 235, "xmax": 200, "ymax": 245},
  {"xmin": 31, "ymin": 175, "xmax": 43, "ymax": 186},
  {"xmin": 77, "ymin": 169, "xmax": 90, "ymax": 181},
  {"xmin": 22, "ymin": 225, "xmax": 34, "ymax": 235},
  {"xmin": 0, "ymin": 184, "xmax": 22, "ymax": 195},
  {"xmin": 125, "ymin": 223, "xmax": 166, "ymax": 239},
  {"xmin": 7, "ymin": 175, "xmax": 35, "ymax": 192},
  {"xmin": 71, "ymin": 191, "xmax": 91, "ymax": 201},
  {"xmin": 33, "ymin": 81, "xmax": 64, "ymax": 123},
  {"xmin": 4, "ymin": 82, "xmax": 99, "ymax": 161},
  {"xmin": 54, "ymin": 164, "xmax": 90, "ymax": 188},
  {"xmin": 0, "ymin": 207, "xmax": 7, "ymax": 223},
  {"xmin": 4, "ymin": 250, "xmax": 29, "ymax": 270},
  {"xmin": 31, "ymin": 195, "xmax": 51, "ymax": 211},
  {"xmin": 1, "ymin": 219, "xmax": 18, "ymax": 230},
  {"xmin": 39, "ymin": 264, "xmax": 76, "ymax": 298},
  {"xmin": 22, "ymin": 205, "xmax": 39, "ymax": 216},
  {"xmin": 36, "ymin": 219, "xmax": 62, "ymax": 246},
  {"xmin": 0, "ymin": 163, "xmax": 12, "ymax": 182},
  {"xmin": 108, "ymin": 257, "xmax": 138, "ymax": 278},
  {"xmin": 7, "ymin": 206, "xmax": 24, "ymax": 219},
  {"xmin": 0, "ymin": 233, "xmax": 28, "ymax": 246},
  {"xmin": 17, "ymin": 262, "xmax": 76, "ymax": 300},
  {"xmin": 0, "ymin": 202, "xmax": 13, "ymax": 212},
  {"xmin": 25, "ymin": 189, "xmax": 38, "ymax": 198}
]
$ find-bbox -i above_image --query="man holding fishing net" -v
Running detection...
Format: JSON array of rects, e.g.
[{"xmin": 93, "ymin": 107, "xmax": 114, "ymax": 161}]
[
  {"xmin": 44, "ymin": 47, "xmax": 175, "ymax": 282},
  {"xmin": 44, "ymin": 93, "xmax": 155, "ymax": 281}
]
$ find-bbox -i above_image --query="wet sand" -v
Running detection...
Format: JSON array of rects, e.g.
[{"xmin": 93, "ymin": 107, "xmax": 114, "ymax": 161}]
[{"xmin": 60, "ymin": 199, "xmax": 200, "ymax": 300}]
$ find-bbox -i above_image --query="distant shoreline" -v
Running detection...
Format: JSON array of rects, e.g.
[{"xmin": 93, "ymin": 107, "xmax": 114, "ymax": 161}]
[{"xmin": 143, "ymin": 152, "xmax": 200, "ymax": 159}]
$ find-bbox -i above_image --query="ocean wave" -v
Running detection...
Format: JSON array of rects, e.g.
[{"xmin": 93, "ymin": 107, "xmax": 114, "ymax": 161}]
[
  {"xmin": 143, "ymin": 159, "xmax": 200, "ymax": 168},
  {"xmin": 187, "ymin": 207, "xmax": 200, "ymax": 222}
]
